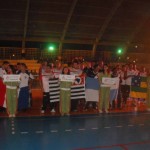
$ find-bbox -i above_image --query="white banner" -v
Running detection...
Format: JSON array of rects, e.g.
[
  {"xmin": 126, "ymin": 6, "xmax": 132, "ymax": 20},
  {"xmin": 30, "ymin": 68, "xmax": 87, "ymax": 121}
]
[
  {"xmin": 110, "ymin": 77, "xmax": 120, "ymax": 89},
  {"xmin": 59, "ymin": 74, "xmax": 75, "ymax": 82},
  {"xmin": 3, "ymin": 75, "xmax": 20, "ymax": 82},
  {"xmin": 102, "ymin": 77, "xmax": 116, "ymax": 85}
]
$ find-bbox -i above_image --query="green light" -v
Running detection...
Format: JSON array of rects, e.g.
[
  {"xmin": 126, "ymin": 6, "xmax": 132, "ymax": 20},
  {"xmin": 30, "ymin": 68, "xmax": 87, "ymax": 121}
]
[
  {"xmin": 117, "ymin": 48, "xmax": 122, "ymax": 55},
  {"xmin": 50, "ymin": 46, "xmax": 54, "ymax": 50},
  {"xmin": 49, "ymin": 46, "xmax": 54, "ymax": 51}
]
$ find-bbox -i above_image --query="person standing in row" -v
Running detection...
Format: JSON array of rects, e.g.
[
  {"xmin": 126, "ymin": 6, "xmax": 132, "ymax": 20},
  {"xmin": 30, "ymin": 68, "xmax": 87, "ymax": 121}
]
[
  {"xmin": 98, "ymin": 64, "xmax": 111, "ymax": 113},
  {"xmin": 85, "ymin": 64, "xmax": 100, "ymax": 110},
  {"xmin": 59, "ymin": 67, "xmax": 74, "ymax": 116},
  {"xmin": 4, "ymin": 67, "xmax": 20, "ymax": 117},
  {"xmin": 41, "ymin": 64, "xmax": 54, "ymax": 113},
  {"xmin": 124, "ymin": 63, "xmax": 137, "ymax": 108},
  {"xmin": 17, "ymin": 63, "xmax": 34, "ymax": 111},
  {"xmin": 0, "ymin": 61, "xmax": 9, "ymax": 110},
  {"xmin": 110, "ymin": 67, "xmax": 120, "ymax": 110},
  {"xmin": 147, "ymin": 73, "xmax": 150, "ymax": 111},
  {"xmin": 50, "ymin": 61, "xmax": 62, "ymax": 113},
  {"xmin": 70, "ymin": 61, "xmax": 82, "ymax": 112}
]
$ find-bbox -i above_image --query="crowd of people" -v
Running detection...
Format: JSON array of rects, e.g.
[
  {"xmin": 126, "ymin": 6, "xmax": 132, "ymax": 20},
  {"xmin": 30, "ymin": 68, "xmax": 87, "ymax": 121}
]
[
  {"xmin": 39, "ymin": 57, "xmax": 150, "ymax": 115},
  {"xmin": 0, "ymin": 61, "xmax": 34, "ymax": 117},
  {"xmin": 0, "ymin": 57, "xmax": 150, "ymax": 117}
]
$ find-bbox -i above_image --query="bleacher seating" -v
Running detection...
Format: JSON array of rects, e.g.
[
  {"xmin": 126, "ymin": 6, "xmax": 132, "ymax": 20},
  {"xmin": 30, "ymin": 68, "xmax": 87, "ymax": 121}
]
[{"xmin": 0, "ymin": 60, "xmax": 41, "ymax": 73}]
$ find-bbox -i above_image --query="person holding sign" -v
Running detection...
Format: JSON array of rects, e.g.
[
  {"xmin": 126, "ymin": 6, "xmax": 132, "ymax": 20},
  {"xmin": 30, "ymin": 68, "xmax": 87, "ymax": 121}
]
[
  {"xmin": 3, "ymin": 74, "xmax": 20, "ymax": 117},
  {"xmin": 50, "ymin": 61, "xmax": 62, "ymax": 113},
  {"xmin": 59, "ymin": 67, "xmax": 75, "ymax": 116},
  {"xmin": 98, "ymin": 64, "xmax": 111, "ymax": 113},
  {"xmin": 17, "ymin": 63, "xmax": 34, "ymax": 111},
  {"xmin": 0, "ymin": 61, "xmax": 9, "ymax": 110},
  {"xmin": 41, "ymin": 64, "xmax": 54, "ymax": 114},
  {"xmin": 110, "ymin": 67, "xmax": 120, "ymax": 109},
  {"xmin": 147, "ymin": 73, "xmax": 150, "ymax": 111},
  {"xmin": 70, "ymin": 61, "xmax": 82, "ymax": 112}
]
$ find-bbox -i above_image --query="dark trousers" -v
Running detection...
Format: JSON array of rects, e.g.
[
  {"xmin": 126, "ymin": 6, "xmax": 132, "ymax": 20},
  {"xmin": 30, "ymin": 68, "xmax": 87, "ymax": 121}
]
[
  {"xmin": 121, "ymin": 85, "xmax": 130, "ymax": 104},
  {"xmin": 50, "ymin": 101, "xmax": 59, "ymax": 112},
  {"xmin": 85, "ymin": 101, "xmax": 97, "ymax": 109},
  {"xmin": 71, "ymin": 99, "xmax": 79, "ymax": 111},
  {"xmin": 42, "ymin": 92, "xmax": 50, "ymax": 110},
  {"xmin": 117, "ymin": 85, "xmax": 122, "ymax": 108}
]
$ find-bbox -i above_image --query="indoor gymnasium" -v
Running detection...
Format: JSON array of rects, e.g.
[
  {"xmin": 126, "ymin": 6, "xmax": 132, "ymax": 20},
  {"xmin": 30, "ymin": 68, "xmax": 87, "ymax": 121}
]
[{"xmin": 1, "ymin": 0, "xmax": 150, "ymax": 150}]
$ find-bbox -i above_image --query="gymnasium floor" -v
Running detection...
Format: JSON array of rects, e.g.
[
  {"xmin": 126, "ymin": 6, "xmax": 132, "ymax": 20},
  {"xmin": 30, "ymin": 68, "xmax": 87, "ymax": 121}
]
[
  {"xmin": 1, "ymin": 112, "xmax": 150, "ymax": 150},
  {"xmin": 0, "ymin": 88, "xmax": 150, "ymax": 150}
]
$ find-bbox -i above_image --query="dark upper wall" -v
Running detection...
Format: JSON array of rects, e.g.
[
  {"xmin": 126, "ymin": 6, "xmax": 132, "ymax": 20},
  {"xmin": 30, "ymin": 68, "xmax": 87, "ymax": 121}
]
[{"xmin": 0, "ymin": 0, "xmax": 150, "ymax": 52}]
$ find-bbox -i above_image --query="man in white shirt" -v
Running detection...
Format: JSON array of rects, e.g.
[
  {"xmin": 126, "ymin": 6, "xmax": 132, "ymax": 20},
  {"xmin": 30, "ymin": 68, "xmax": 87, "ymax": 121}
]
[
  {"xmin": 41, "ymin": 64, "xmax": 54, "ymax": 113},
  {"xmin": 70, "ymin": 61, "xmax": 83, "ymax": 112},
  {"xmin": 48, "ymin": 61, "xmax": 62, "ymax": 113},
  {"xmin": 124, "ymin": 64, "xmax": 136, "ymax": 106},
  {"xmin": 70, "ymin": 61, "xmax": 82, "ymax": 76},
  {"xmin": 139, "ymin": 66, "xmax": 147, "ymax": 77},
  {"xmin": 120, "ymin": 65, "xmax": 128, "ymax": 107}
]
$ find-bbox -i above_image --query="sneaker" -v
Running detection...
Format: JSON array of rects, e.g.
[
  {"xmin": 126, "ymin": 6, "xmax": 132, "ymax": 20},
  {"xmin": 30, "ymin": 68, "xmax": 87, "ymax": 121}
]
[
  {"xmin": 99, "ymin": 110, "xmax": 103, "ymax": 113},
  {"xmin": 9, "ymin": 114, "xmax": 13, "ymax": 118},
  {"xmin": 51, "ymin": 109, "xmax": 55, "ymax": 113},
  {"xmin": 41, "ymin": 110, "xmax": 45, "ymax": 114},
  {"xmin": 105, "ymin": 109, "xmax": 109, "ymax": 113},
  {"xmin": 12, "ymin": 114, "xmax": 16, "ymax": 117}
]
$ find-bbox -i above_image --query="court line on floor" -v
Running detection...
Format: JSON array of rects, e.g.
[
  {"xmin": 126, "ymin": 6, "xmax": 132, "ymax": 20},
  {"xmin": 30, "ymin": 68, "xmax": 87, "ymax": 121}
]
[
  {"xmin": 6, "ymin": 112, "xmax": 150, "ymax": 122},
  {"xmin": 128, "ymin": 124, "xmax": 134, "ymax": 127},
  {"xmin": 74, "ymin": 140, "xmax": 150, "ymax": 150},
  {"xmin": 115, "ymin": 125, "xmax": 123, "ymax": 128},
  {"xmin": 91, "ymin": 127, "xmax": 98, "ymax": 130},
  {"xmin": 104, "ymin": 126, "xmax": 111, "ymax": 129},
  {"xmin": 65, "ymin": 129, "xmax": 72, "ymax": 132},
  {"xmin": 35, "ymin": 131, "xmax": 44, "ymax": 134},
  {"xmin": 11, "ymin": 118, "xmax": 16, "ymax": 135},
  {"xmin": 50, "ymin": 130, "xmax": 58, "ymax": 133},
  {"xmin": 139, "ymin": 124, "xmax": 144, "ymax": 126},
  {"xmin": 71, "ymin": 112, "xmax": 150, "ymax": 119},
  {"xmin": 16, "ymin": 123, "xmax": 148, "ymax": 135},
  {"xmin": 1, "ymin": 111, "xmax": 150, "ymax": 119},
  {"xmin": 21, "ymin": 131, "xmax": 28, "ymax": 134},
  {"xmin": 78, "ymin": 128, "xmax": 86, "ymax": 131}
]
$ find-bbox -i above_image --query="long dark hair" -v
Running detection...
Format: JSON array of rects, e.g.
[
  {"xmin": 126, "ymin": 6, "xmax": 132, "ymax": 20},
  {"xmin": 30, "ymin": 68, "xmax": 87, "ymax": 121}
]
[{"xmin": 62, "ymin": 67, "xmax": 70, "ymax": 75}]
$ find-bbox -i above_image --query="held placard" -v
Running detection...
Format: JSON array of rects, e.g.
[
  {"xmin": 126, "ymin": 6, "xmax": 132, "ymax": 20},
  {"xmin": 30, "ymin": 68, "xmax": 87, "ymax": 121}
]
[
  {"xmin": 102, "ymin": 77, "xmax": 116, "ymax": 85},
  {"xmin": 3, "ymin": 75, "xmax": 20, "ymax": 82},
  {"xmin": 59, "ymin": 74, "xmax": 75, "ymax": 82}
]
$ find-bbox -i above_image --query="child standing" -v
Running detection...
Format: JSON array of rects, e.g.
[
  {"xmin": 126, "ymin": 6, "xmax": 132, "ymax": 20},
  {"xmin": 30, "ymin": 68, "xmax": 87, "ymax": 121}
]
[
  {"xmin": 18, "ymin": 63, "xmax": 34, "ymax": 111},
  {"xmin": 59, "ymin": 67, "xmax": 74, "ymax": 116},
  {"xmin": 98, "ymin": 64, "xmax": 111, "ymax": 113}
]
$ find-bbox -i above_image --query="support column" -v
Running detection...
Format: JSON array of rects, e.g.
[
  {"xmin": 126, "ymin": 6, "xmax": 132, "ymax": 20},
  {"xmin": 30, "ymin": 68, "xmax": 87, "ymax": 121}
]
[
  {"xmin": 59, "ymin": 0, "xmax": 78, "ymax": 56},
  {"xmin": 22, "ymin": 0, "xmax": 30, "ymax": 58},
  {"xmin": 92, "ymin": 0, "xmax": 124, "ymax": 58}
]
